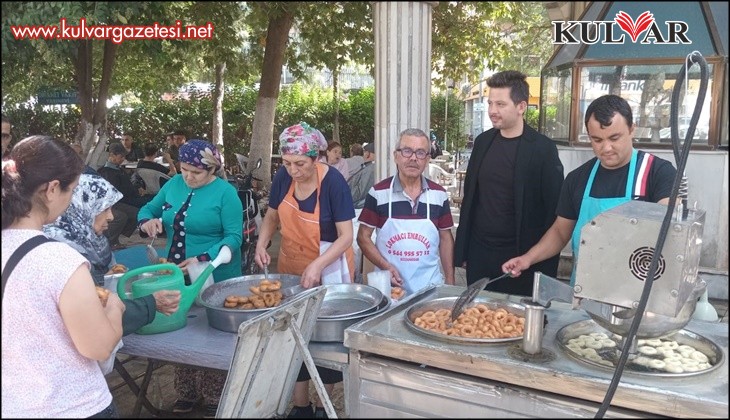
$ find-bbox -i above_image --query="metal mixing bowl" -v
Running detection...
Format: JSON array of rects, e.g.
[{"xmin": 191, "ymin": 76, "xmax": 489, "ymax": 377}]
[
  {"xmin": 200, "ymin": 274, "xmax": 304, "ymax": 333},
  {"xmin": 585, "ymin": 280, "xmax": 707, "ymax": 338}
]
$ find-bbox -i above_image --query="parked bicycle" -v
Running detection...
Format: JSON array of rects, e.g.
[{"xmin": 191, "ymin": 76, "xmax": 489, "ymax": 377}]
[{"xmin": 231, "ymin": 156, "xmax": 265, "ymax": 275}]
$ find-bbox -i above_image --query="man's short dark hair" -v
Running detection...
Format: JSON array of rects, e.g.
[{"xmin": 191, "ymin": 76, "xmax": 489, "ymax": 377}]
[
  {"xmin": 108, "ymin": 142, "xmax": 126, "ymax": 156},
  {"xmin": 584, "ymin": 94, "xmax": 633, "ymax": 130},
  {"xmin": 363, "ymin": 143, "xmax": 374, "ymax": 153},
  {"xmin": 144, "ymin": 143, "xmax": 159, "ymax": 157},
  {"xmin": 172, "ymin": 129, "xmax": 187, "ymax": 138},
  {"xmin": 486, "ymin": 70, "xmax": 529, "ymax": 105},
  {"xmin": 1, "ymin": 115, "xmax": 10, "ymax": 125}
]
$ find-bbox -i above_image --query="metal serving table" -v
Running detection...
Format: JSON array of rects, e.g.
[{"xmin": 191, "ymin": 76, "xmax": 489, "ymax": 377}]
[
  {"xmin": 344, "ymin": 285, "xmax": 729, "ymax": 418},
  {"xmin": 116, "ymin": 306, "xmax": 350, "ymax": 417}
]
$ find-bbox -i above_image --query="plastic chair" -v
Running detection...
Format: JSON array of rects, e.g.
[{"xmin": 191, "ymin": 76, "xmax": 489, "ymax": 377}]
[{"xmin": 136, "ymin": 168, "xmax": 171, "ymax": 194}]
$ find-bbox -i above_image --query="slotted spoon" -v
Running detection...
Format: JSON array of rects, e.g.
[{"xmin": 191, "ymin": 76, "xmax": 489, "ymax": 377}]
[
  {"xmin": 450, "ymin": 271, "xmax": 513, "ymax": 321},
  {"xmin": 146, "ymin": 235, "xmax": 160, "ymax": 264}
]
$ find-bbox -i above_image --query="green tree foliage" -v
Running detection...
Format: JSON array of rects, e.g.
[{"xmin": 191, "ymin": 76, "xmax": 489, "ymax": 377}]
[
  {"xmin": 493, "ymin": 2, "xmax": 553, "ymax": 76},
  {"xmin": 3, "ymin": 84, "xmax": 456, "ymax": 175},
  {"xmin": 430, "ymin": 91, "xmax": 467, "ymax": 153}
]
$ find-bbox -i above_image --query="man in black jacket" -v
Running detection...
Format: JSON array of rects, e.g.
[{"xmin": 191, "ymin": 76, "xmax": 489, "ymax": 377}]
[
  {"xmin": 97, "ymin": 143, "xmax": 153, "ymax": 248},
  {"xmin": 453, "ymin": 70, "xmax": 564, "ymax": 296}
]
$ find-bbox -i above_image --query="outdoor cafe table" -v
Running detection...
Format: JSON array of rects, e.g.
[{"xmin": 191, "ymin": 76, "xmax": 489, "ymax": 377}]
[{"xmin": 115, "ymin": 306, "xmax": 349, "ymax": 417}]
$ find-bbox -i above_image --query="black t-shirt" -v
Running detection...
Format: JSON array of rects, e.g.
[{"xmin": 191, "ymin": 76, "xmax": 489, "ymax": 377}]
[
  {"xmin": 137, "ymin": 159, "xmax": 169, "ymax": 175},
  {"xmin": 557, "ymin": 150, "xmax": 676, "ymax": 220},
  {"xmin": 473, "ymin": 133, "xmax": 521, "ymax": 242}
]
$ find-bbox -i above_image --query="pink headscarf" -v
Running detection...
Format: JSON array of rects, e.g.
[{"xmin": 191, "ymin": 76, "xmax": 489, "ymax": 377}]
[{"xmin": 279, "ymin": 122, "xmax": 327, "ymax": 157}]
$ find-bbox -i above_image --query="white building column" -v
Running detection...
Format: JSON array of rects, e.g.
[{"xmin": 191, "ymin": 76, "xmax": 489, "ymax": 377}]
[{"xmin": 373, "ymin": 1, "xmax": 435, "ymax": 179}]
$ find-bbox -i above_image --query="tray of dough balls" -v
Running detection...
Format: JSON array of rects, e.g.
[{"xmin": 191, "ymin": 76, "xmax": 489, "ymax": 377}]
[
  {"xmin": 199, "ymin": 274, "xmax": 306, "ymax": 333},
  {"xmin": 404, "ymin": 297, "xmax": 526, "ymax": 344},
  {"xmin": 556, "ymin": 319, "xmax": 723, "ymax": 377}
]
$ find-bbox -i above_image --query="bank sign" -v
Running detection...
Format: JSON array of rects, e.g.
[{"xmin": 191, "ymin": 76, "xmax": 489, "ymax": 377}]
[{"xmin": 552, "ymin": 11, "xmax": 691, "ymax": 45}]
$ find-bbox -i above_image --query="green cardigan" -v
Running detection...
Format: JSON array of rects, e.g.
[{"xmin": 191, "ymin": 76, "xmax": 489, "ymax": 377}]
[{"xmin": 138, "ymin": 175, "xmax": 243, "ymax": 282}]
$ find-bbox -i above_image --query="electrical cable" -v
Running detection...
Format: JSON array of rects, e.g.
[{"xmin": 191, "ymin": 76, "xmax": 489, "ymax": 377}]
[{"xmin": 594, "ymin": 51, "xmax": 708, "ymax": 418}]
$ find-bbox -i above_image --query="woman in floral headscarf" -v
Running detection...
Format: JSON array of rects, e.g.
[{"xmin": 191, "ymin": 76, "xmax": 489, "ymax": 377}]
[
  {"xmin": 255, "ymin": 122, "xmax": 355, "ymax": 419},
  {"xmin": 137, "ymin": 139, "xmax": 242, "ymax": 416}
]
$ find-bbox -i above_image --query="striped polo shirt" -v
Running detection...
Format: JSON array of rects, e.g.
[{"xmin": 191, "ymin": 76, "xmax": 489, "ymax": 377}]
[{"xmin": 358, "ymin": 174, "xmax": 454, "ymax": 230}]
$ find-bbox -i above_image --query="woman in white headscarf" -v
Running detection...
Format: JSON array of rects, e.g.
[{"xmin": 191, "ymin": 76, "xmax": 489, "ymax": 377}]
[{"xmin": 44, "ymin": 173, "xmax": 180, "ymax": 336}]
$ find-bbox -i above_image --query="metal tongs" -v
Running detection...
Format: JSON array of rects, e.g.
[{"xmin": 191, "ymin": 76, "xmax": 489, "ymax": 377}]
[{"xmin": 450, "ymin": 272, "xmax": 513, "ymax": 321}]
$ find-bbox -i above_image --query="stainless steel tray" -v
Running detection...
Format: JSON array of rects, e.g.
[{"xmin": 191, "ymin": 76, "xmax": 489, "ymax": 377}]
[
  {"xmin": 556, "ymin": 319, "xmax": 724, "ymax": 377},
  {"xmin": 318, "ymin": 284, "xmax": 383, "ymax": 319},
  {"xmin": 404, "ymin": 296, "xmax": 526, "ymax": 344},
  {"xmin": 312, "ymin": 294, "xmax": 391, "ymax": 342}
]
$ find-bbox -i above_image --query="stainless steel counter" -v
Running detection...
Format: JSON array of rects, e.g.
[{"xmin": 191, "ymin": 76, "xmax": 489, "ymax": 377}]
[{"xmin": 344, "ymin": 285, "xmax": 729, "ymax": 418}]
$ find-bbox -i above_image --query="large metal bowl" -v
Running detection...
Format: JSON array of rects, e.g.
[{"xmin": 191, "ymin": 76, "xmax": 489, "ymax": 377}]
[
  {"xmin": 311, "ymin": 294, "xmax": 391, "ymax": 342},
  {"xmin": 586, "ymin": 280, "xmax": 707, "ymax": 338},
  {"xmin": 200, "ymin": 274, "xmax": 305, "ymax": 333},
  {"xmin": 318, "ymin": 284, "xmax": 383, "ymax": 319},
  {"xmin": 405, "ymin": 297, "xmax": 526, "ymax": 344}
]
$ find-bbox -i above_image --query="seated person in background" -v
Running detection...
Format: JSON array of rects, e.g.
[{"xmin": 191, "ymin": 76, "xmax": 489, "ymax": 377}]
[
  {"xmin": 345, "ymin": 143, "xmax": 364, "ymax": 179},
  {"xmin": 347, "ymin": 142, "xmax": 376, "ymax": 209},
  {"xmin": 43, "ymin": 173, "xmax": 180, "ymax": 336},
  {"xmin": 98, "ymin": 142, "xmax": 152, "ymax": 248},
  {"xmin": 137, "ymin": 142, "xmax": 178, "ymax": 187},
  {"xmin": 167, "ymin": 129, "xmax": 187, "ymax": 172},
  {"xmin": 325, "ymin": 140, "xmax": 349, "ymax": 180},
  {"xmin": 121, "ymin": 133, "xmax": 144, "ymax": 163},
  {"xmin": 97, "ymin": 142, "xmax": 153, "ymax": 208}
]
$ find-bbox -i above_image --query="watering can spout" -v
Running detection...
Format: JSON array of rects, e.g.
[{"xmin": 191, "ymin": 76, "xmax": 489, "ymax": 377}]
[{"xmin": 182, "ymin": 246, "xmax": 233, "ymax": 311}]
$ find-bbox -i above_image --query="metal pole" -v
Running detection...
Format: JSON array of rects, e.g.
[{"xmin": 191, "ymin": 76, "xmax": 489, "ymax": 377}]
[{"xmin": 444, "ymin": 89, "xmax": 448, "ymax": 152}]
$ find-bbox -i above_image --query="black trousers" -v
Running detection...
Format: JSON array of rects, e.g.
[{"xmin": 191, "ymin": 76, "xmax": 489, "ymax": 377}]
[
  {"xmin": 465, "ymin": 236, "xmax": 542, "ymax": 297},
  {"xmin": 296, "ymin": 363, "xmax": 342, "ymax": 385},
  {"xmin": 105, "ymin": 202, "xmax": 140, "ymax": 244}
]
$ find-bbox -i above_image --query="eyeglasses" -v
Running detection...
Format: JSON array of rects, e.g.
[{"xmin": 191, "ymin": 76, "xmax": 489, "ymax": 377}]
[{"xmin": 396, "ymin": 148, "xmax": 428, "ymax": 160}]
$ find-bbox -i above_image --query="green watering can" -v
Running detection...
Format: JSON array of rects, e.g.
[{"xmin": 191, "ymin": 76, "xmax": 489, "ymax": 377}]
[{"xmin": 117, "ymin": 246, "xmax": 233, "ymax": 334}]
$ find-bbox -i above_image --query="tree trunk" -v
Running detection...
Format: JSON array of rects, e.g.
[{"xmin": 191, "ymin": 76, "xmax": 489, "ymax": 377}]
[
  {"xmin": 213, "ymin": 62, "xmax": 227, "ymax": 169},
  {"xmin": 249, "ymin": 10, "xmax": 295, "ymax": 189},
  {"xmin": 74, "ymin": 40, "xmax": 118, "ymax": 167},
  {"xmin": 332, "ymin": 67, "xmax": 340, "ymax": 143}
]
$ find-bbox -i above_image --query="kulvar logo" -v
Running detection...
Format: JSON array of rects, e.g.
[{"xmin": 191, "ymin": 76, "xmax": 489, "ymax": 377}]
[{"xmin": 552, "ymin": 10, "xmax": 691, "ymax": 45}]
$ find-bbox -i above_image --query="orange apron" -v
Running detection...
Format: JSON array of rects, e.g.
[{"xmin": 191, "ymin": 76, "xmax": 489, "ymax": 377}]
[{"xmin": 277, "ymin": 162, "xmax": 354, "ymax": 282}]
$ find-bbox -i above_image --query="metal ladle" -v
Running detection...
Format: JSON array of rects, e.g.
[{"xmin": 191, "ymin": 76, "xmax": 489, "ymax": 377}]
[{"xmin": 451, "ymin": 271, "xmax": 513, "ymax": 321}]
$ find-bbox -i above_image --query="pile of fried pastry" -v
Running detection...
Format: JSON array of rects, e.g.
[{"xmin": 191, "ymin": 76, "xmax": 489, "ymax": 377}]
[{"xmin": 223, "ymin": 279, "xmax": 283, "ymax": 310}]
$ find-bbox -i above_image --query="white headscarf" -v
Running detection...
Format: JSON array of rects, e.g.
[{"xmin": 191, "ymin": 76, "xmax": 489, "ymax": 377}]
[{"xmin": 43, "ymin": 173, "xmax": 123, "ymax": 285}]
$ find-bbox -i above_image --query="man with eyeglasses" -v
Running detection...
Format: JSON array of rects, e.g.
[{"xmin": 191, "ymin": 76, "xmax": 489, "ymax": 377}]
[
  {"xmin": 454, "ymin": 70, "xmax": 564, "ymax": 297},
  {"xmin": 2, "ymin": 115, "xmax": 12, "ymax": 159},
  {"xmin": 357, "ymin": 128, "xmax": 455, "ymax": 295}
]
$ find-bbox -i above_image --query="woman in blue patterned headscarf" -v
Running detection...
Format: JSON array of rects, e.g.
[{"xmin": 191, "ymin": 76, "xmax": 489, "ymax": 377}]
[{"xmin": 44, "ymin": 173, "xmax": 181, "ymax": 336}]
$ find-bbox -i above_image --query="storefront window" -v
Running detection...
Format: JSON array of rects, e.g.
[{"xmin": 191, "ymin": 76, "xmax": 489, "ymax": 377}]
[
  {"xmin": 541, "ymin": 67, "xmax": 572, "ymax": 143},
  {"xmin": 577, "ymin": 64, "xmax": 713, "ymax": 145}
]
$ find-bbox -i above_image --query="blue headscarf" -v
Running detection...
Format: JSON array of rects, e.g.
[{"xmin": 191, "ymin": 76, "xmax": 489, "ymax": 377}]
[{"xmin": 178, "ymin": 139, "xmax": 222, "ymax": 171}]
